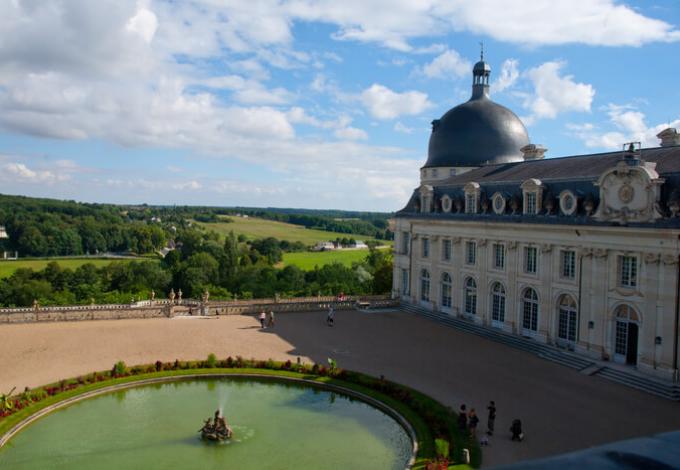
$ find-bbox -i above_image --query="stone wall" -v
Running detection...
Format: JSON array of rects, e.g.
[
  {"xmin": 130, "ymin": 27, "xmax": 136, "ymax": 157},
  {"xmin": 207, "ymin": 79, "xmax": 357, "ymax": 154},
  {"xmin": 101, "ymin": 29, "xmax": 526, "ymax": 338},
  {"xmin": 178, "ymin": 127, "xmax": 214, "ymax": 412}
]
[{"xmin": 0, "ymin": 295, "xmax": 397, "ymax": 324}]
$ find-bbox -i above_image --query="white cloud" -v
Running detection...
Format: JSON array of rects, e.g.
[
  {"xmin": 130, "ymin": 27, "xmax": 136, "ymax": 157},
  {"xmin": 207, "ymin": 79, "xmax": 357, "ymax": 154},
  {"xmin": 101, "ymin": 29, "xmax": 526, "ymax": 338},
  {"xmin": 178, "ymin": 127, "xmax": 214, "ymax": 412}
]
[
  {"xmin": 493, "ymin": 59, "xmax": 519, "ymax": 93},
  {"xmin": 394, "ymin": 122, "xmax": 414, "ymax": 134},
  {"xmin": 568, "ymin": 104, "xmax": 680, "ymax": 149},
  {"xmin": 360, "ymin": 84, "xmax": 432, "ymax": 120},
  {"xmin": 420, "ymin": 49, "xmax": 470, "ymax": 79},
  {"xmin": 1, "ymin": 162, "xmax": 66, "ymax": 184},
  {"xmin": 334, "ymin": 127, "xmax": 368, "ymax": 140},
  {"xmin": 523, "ymin": 61, "xmax": 594, "ymax": 121}
]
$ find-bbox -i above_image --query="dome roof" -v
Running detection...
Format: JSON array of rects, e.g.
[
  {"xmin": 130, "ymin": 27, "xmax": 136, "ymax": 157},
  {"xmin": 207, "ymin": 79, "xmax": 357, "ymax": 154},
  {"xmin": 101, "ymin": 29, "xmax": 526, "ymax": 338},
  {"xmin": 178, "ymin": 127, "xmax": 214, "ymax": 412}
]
[{"xmin": 424, "ymin": 60, "xmax": 529, "ymax": 169}]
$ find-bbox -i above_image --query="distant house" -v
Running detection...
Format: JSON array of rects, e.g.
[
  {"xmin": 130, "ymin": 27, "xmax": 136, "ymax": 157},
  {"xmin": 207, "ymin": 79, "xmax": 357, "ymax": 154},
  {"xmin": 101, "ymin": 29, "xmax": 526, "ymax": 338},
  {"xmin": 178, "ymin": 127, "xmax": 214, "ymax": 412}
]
[
  {"xmin": 352, "ymin": 240, "xmax": 368, "ymax": 249},
  {"xmin": 313, "ymin": 241, "xmax": 336, "ymax": 251},
  {"xmin": 0, "ymin": 226, "xmax": 7, "ymax": 239}
]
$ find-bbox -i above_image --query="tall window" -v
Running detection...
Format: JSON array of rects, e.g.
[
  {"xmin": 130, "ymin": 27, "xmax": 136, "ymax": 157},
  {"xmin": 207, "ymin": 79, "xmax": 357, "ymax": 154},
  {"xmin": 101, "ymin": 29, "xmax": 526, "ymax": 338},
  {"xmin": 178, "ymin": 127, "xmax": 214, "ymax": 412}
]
[
  {"xmin": 420, "ymin": 269, "xmax": 430, "ymax": 301},
  {"xmin": 522, "ymin": 288, "xmax": 539, "ymax": 333},
  {"xmin": 401, "ymin": 269, "xmax": 409, "ymax": 295},
  {"xmin": 525, "ymin": 192, "xmax": 537, "ymax": 215},
  {"xmin": 464, "ymin": 277, "xmax": 477, "ymax": 315},
  {"xmin": 465, "ymin": 193, "xmax": 477, "ymax": 214},
  {"xmin": 401, "ymin": 231, "xmax": 410, "ymax": 254},
  {"xmin": 618, "ymin": 255, "xmax": 637, "ymax": 288},
  {"xmin": 442, "ymin": 239, "xmax": 452, "ymax": 261},
  {"xmin": 524, "ymin": 246, "xmax": 538, "ymax": 274},
  {"xmin": 491, "ymin": 282, "xmax": 506, "ymax": 324},
  {"xmin": 561, "ymin": 250, "xmax": 576, "ymax": 279},
  {"xmin": 493, "ymin": 243, "xmax": 505, "ymax": 270},
  {"xmin": 557, "ymin": 295, "xmax": 578, "ymax": 343},
  {"xmin": 421, "ymin": 238, "xmax": 430, "ymax": 258},
  {"xmin": 441, "ymin": 272, "xmax": 452, "ymax": 308},
  {"xmin": 465, "ymin": 241, "xmax": 476, "ymax": 265}
]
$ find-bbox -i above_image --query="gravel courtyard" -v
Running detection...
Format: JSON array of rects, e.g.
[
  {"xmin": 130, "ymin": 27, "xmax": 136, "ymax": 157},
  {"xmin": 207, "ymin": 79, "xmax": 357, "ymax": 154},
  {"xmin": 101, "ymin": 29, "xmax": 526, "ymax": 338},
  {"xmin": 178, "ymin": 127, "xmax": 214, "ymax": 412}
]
[{"xmin": 2, "ymin": 308, "xmax": 679, "ymax": 467}]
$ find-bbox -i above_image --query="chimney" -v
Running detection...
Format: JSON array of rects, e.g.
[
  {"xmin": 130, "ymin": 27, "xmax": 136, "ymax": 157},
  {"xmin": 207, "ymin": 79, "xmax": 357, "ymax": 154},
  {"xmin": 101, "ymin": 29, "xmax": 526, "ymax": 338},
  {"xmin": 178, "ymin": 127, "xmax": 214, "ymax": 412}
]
[
  {"xmin": 520, "ymin": 144, "xmax": 547, "ymax": 161},
  {"xmin": 657, "ymin": 128, "xmax": 680, "ymax": 147}
]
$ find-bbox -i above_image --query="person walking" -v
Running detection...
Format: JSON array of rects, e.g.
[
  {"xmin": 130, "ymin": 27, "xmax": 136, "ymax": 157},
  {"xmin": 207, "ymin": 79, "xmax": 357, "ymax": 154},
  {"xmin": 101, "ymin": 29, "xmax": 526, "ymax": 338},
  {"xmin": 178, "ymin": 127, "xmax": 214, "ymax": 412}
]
[
  {"xmin": 487, "ymin": 401, "xmax": 496, "ymax": 436},
  {"xmin": 468, "ymin": 408, "xmax": 479, "ymax": 437},
  {"xmin": 259, "ymin": 310, "xmax": 266, "ymax": 328},
  {"xmin": 457, "ymin": 404, "xmax": 467, "ymax": 432},
  {"xmin": 267, "ymin": 310, "xmax": 275, "ymax": 327},
  {"xmin": 326, "ymin": 306, "xmax": 335, "ymax": 326}
]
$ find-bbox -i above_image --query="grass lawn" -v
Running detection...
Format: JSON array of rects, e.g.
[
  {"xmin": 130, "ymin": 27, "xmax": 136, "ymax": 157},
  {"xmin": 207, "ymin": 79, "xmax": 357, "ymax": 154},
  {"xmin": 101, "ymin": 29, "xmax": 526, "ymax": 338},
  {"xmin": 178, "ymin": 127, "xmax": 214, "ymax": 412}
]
[
  {"xmin": 196, "ymin": 216, "xmax": 385, "ymax": 245},
  {"xmin": 279, "ymin": 249, "xmax": 370, "ymax": 270},
  {"xmin": 0, "ymin": 258, "xmax": 148, "ymax": 279}
]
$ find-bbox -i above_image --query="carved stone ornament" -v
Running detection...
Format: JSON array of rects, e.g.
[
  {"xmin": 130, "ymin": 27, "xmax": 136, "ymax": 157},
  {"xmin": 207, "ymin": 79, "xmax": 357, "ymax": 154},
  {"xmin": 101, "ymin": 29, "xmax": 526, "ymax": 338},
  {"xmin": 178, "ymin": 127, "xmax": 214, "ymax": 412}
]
[
  {"xmin": 478, "ymin": 239, "xmax": 488, "ymax": 247},
  {"xmin": 618, "ymin": 183, "xmax": 634, "ymax": 204},
  {"xmin": 540, "ymin": 243, "xmax": 552, "ymax": 253},
  {"xmin": 662, "ymin": 254, "xmax": 679, "ymax": 265},
  {"xmin": 452, "ymin": 237, "xmax": 462, "ymax": 244},
  {"xmin": 593, "ymin": 248, "xmax": 608, "ymax": 258},
  {"xmin": 507, "ymin": 241, "xmax": 518, "ymax": 250},
  {"xmin": 644, "ymin": 253, "xmax": 661, "ymax": 264},
  {"xmin": 431, "ymin": 235, "xmax": 440, "ymax": 241},
  {"xmin": 582, "ymin": 248, "xmax": 594, "ymax": 258},
  {"xmin": 593, "ymin": 159, "xmax": 665, "ymax": 224}
]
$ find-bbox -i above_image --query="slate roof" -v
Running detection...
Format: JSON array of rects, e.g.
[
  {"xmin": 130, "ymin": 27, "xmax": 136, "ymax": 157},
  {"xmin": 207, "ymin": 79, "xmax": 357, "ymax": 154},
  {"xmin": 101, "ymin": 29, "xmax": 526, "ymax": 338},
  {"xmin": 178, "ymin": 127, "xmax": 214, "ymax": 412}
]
[{"xmin": 397, "ymin": 145, "xmax": 680, "ymax": 229}]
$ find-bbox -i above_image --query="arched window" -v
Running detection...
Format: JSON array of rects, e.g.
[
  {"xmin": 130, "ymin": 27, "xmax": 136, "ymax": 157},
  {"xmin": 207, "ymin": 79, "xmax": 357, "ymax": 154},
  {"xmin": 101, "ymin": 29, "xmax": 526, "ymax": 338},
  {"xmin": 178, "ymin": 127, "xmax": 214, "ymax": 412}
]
[
  {"xmin": 420, "ymin": 269, "xmax": 430, "ymax": 302},
  {"xmin": 441, "ymin": 272, "xmax": 452, "ymax": 308},
  {"xmin": 557, "ymin": 295, "xmax": 578, "ymax": 343},
  {"xmin": 464, "ymin": 277, "xmax": 477, "ymax": 315},
  {"xmin": 491, "ymin": 282, "xmax": 506, "ymax": 325},
  {"xmin": 522, "ymin": 288, "xmax": 539, "ymax": 333}
]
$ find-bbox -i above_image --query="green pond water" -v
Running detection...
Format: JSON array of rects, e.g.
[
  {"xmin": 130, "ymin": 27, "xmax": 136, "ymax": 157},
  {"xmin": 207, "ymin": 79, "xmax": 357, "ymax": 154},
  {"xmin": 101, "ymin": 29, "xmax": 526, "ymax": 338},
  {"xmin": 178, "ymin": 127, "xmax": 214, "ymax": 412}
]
[{"xmin": 0, "ymin": 378, "xmax": 412, "ymax": 469}]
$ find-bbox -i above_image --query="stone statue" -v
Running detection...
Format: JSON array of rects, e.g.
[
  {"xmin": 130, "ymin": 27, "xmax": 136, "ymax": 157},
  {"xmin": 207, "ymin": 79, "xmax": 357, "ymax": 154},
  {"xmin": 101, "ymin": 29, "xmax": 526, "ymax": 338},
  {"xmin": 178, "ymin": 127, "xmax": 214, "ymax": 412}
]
[
  {"xmin": 177, "ymin": 289, "xmax": 183, "ymax": 303},
  {"xmin": 32, "ymin": 299, "xmax": 39, "ymax": 311},
  {"xmin": 169, "ymin": 288, "xmax": 176, "ymax": 302},
  {"xmin": 151, "ymin": 290, "xmax": 156, "ymax": 301}
]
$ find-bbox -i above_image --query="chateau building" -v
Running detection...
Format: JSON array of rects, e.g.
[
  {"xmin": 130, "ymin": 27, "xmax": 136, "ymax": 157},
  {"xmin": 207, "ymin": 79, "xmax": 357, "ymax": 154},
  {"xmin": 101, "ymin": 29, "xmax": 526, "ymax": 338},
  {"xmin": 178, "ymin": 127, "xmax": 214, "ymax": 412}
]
[{"xmin": 393, "ymin": 58, "xmax": 680, "ymax": 381}]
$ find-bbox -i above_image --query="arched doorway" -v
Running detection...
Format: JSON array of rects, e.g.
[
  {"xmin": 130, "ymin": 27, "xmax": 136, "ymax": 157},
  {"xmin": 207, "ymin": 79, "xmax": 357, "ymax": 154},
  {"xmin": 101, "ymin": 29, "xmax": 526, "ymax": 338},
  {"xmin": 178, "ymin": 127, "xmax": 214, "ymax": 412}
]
[
  {"xmin": 490, "ymin": 282, "xmax": 506, "ymax": 327},
  {"xmin": 441, "ymin": 272, "xmax": 452, "ymax": 310},
  {"xmin": 556, "ymin": 294, "xmax": 578, "ymax": 347},
  {"xmin": 521, "ymin": 287, "xmax": 539, "ymax": 335},
  {"xmin": 613, "ymin": 304, "xmax": 640, "ymax": 366}
]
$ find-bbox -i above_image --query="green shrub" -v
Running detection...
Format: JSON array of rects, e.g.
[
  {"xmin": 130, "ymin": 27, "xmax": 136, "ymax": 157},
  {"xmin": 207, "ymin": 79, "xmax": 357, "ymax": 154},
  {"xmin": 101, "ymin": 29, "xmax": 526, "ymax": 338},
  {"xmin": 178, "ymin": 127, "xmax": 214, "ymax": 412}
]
[
  {"xmin": 206, "ymin": 353, "xmax": 217, "ymax": 368},
  {"xmin": 113, "ymin": 361, "xmax": 127, "ymax": 377}
]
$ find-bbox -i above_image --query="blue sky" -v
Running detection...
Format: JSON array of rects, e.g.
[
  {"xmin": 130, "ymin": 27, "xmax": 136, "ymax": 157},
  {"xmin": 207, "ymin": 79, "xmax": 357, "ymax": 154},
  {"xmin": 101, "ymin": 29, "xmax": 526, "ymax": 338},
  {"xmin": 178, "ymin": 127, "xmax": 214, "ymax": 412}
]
[{"xmin": 0, "ymin": 0, "xmax": 679, "ymax": 211}]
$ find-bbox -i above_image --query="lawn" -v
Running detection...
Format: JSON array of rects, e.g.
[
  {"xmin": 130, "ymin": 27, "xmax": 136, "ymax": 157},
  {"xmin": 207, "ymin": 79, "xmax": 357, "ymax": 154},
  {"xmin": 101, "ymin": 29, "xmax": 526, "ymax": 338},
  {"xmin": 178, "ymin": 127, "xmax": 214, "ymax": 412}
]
[
  {"xmin": 196, "ymin": 216, "xmax": 384, "ymax": 245},
  {"xmin": 279, "ymin": 249, "xmax": 370, "ymax": 270},
  {"xmin": 0, "ymin": 258, "xmax": 148, "ymax": 279}
]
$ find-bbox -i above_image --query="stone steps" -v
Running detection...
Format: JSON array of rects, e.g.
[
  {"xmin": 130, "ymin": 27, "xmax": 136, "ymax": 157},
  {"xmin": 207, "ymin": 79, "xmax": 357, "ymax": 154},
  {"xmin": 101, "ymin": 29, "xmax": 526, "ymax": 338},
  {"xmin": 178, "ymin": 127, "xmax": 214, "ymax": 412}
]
[
  {"xmin": 594, "ymin": 367, "xmax": 680, "ymax": 400},
  {"xmin": 399, "ymin": 302, "xmax": 680, "ymax": 400}
]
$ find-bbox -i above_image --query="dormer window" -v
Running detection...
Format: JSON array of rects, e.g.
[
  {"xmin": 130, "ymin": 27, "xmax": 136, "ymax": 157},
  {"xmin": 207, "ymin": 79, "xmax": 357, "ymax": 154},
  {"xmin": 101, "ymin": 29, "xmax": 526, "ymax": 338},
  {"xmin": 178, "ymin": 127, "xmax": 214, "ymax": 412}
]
[
  {"xmin": 521, "ymin": 179, "xmax": 544, "ymax": 215},
  {"xmin": 441, "ymin": 195, "xmax": 452, "ymax": 213},
  {"xmin": 559, "ymin": 190, "xmax": 578, "ymax": 215},
  {"xmin": 464, "ymin": 182, "xmax": 480, "ymax": 214},
  {"xmin": 526, "ymin": 192, "xmax": 537, "ymax": 214},
  {"xmin": 491, "ymin": 192, "xmax": 505, "ymax": 215}
]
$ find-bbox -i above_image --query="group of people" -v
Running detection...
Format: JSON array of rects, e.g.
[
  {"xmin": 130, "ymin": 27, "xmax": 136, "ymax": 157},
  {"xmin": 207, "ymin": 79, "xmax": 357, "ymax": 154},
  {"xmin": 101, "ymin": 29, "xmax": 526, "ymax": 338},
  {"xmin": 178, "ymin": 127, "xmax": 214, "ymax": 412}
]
[
  {"xmin": 457, "ymin": 401, "xmax": 522, "ymax": 445},
  {"xmin": 258, "ymin": 310, "xmax": 275, "ymax": 328}
]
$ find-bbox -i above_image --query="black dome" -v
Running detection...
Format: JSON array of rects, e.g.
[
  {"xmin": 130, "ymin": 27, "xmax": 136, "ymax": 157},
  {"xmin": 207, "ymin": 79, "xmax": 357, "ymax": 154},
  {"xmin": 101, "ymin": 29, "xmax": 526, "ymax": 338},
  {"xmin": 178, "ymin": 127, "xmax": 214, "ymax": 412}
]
[{"xmin": 424, "ymin": 60, "xmax": 529, "ymax": 169}]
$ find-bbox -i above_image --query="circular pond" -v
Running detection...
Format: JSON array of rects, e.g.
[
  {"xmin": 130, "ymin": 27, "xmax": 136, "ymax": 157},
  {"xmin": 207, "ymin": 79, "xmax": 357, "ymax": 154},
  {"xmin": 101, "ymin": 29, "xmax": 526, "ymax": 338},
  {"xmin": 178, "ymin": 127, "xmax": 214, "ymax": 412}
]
[{"xmin": 0, "ymin": 377, "xmax": 413, "ymax": 469}]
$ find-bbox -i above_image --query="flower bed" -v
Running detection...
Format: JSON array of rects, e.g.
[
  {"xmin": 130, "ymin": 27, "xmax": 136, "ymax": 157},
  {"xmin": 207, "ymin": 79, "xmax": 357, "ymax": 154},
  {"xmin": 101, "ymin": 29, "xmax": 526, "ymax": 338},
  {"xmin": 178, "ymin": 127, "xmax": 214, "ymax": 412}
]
[{"xmin": 0, "ymin": 357, "xmax": 481, "ymax": 468}]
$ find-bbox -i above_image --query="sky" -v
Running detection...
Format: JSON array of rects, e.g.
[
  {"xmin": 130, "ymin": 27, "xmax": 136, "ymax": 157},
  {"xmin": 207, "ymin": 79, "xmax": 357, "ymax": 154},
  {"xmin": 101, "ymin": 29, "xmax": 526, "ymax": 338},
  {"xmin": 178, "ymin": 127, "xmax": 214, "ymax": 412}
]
[{"xmin": 0, "ymin": 0, "xmax": 679, "ymax": 212}]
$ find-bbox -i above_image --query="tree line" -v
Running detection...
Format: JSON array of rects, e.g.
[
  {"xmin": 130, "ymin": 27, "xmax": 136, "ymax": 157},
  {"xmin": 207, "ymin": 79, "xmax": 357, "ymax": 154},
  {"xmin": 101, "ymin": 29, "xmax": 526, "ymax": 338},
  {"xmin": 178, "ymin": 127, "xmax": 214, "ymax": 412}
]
[{"xmin": 0, "ymin": 229, "xmax": 392, "ymax": 307}]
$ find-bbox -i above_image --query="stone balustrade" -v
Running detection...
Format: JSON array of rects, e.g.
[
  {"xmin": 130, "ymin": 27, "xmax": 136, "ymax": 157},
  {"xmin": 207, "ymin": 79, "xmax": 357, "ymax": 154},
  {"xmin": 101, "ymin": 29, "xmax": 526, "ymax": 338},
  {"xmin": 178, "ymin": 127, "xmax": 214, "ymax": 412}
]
[{"xmin": 0, "ymin": 295, "xmax": 397, "ymax": 324}]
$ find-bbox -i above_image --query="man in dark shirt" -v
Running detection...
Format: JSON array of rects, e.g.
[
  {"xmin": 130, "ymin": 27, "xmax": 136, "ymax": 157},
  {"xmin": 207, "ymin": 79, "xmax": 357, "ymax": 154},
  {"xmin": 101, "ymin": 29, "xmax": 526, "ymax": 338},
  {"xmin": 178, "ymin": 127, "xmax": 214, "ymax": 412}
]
[
  {"xmin": 487, "ymin": 401, "xmax": 496, "ymax": 436},
  {"xmin": 458, "ymin": 404, "xmax": 468, "ymax": 431}
]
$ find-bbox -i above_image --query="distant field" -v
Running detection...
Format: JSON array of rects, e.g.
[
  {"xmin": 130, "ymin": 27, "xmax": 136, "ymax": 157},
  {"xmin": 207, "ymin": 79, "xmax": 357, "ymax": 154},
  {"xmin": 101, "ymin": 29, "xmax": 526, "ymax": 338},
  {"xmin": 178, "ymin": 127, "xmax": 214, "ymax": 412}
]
[
  {"xmin": 279, "ymin": 249, "xmax": 370, "ymax": 270},
  {"xmin": 0, "ymin": 258, "xmax": 148, "ymax": 279},
  {"xmin": 197, "ymin": 216, "xmax": 383, "ymax": 245}
]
